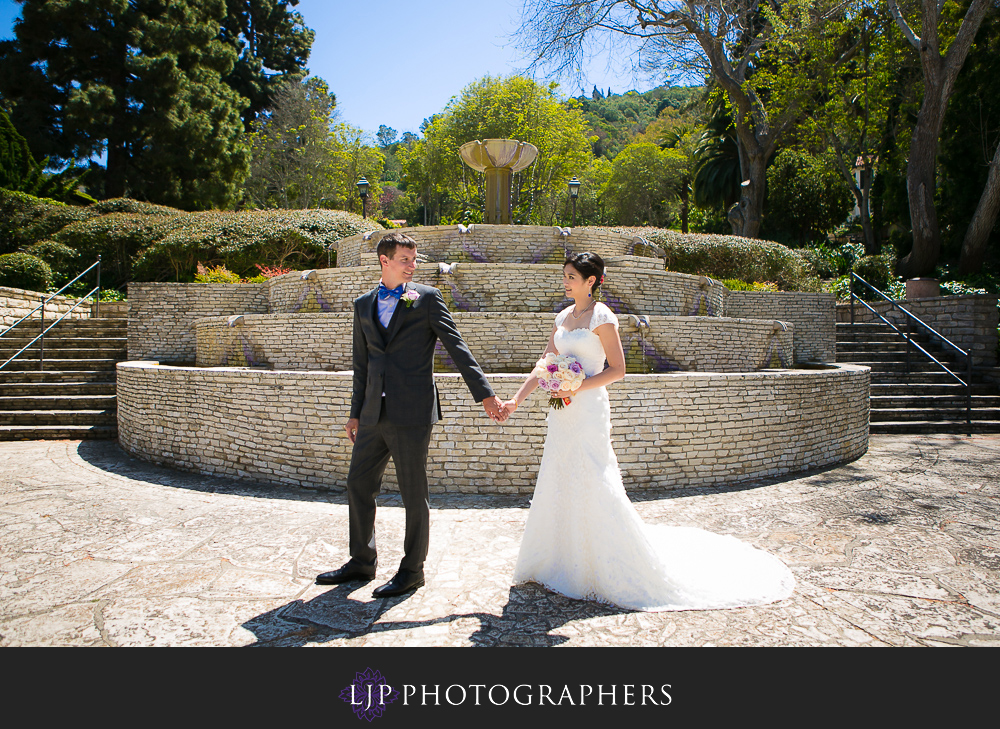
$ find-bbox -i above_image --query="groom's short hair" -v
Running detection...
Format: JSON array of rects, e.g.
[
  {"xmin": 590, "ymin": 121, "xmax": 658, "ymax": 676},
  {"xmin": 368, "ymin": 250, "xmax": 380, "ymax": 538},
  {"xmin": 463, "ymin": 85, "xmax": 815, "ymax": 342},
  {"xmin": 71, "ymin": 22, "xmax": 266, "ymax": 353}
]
[{"xmin": 377, "ymin": 232, "xmax": 417, "ymax": 261}]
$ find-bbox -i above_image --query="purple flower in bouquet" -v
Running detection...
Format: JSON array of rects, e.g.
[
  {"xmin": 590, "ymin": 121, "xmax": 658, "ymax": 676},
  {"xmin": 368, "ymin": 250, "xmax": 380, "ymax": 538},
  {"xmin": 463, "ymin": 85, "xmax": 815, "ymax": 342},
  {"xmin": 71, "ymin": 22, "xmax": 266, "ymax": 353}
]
[
  {"xmin": 570, "ymin": 361, "xmax": 582, "ymax": 374},
  {"xmin": 547, "ymin": 363, "xmax": 559, "ymax": 373}
]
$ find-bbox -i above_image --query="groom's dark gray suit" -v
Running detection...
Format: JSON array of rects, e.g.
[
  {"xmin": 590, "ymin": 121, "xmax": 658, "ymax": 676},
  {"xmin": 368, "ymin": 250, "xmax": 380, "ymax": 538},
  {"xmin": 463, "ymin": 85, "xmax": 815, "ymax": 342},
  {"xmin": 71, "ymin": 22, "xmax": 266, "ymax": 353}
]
[{"xmin": 347, "ymin": 281, "xmax": 494, "ymax": 573}]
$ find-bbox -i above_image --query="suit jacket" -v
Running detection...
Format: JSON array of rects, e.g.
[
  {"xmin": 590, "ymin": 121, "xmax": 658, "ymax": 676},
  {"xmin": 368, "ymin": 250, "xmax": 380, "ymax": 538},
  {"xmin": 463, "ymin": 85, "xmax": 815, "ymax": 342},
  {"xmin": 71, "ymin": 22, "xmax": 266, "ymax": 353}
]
[{"xmin": 350, "ymin": 282, "xmax": 494, "ymax": 426}]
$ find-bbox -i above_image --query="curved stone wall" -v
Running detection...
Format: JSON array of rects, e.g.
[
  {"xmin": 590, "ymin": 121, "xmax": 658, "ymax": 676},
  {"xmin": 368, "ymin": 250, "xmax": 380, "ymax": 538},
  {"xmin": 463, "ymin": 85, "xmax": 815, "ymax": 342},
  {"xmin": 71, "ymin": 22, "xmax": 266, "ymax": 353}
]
[
  {"xmin": 194, "ymin": 313, "xmax": 794, "ymax": 374},
  {"xmin": 335, "ymin": 225, "xmax": 660, "ymax": 267},
  {"xmin": 264, "ymin": 258, "xmax": 727, "ymax": 317},
  {"xmin": 117, "ymin": 363, "xmax": 869, "ymax": 494}
]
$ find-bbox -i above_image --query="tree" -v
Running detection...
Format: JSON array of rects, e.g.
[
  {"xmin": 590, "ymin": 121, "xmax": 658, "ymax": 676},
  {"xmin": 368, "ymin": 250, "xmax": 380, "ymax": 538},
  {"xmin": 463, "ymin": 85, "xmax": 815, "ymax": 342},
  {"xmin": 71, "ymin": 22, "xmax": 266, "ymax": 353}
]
[
  {"xmin": 219, "ymin": 0, "xmax": 314, "ymax": 130},
  {"xmin": 764, "ymin": 148, "xmax": 854, "ymax": 246},
  {"xmin": 245, "ymin": 78, "xmax": 384, "ymax": 212},
  {"xmin": 944, "ymin": 4, "xmax": 1000, "ymax": 274},
  {"xmin": 517, "ymin": 1, "xmax": 819, "ymax": 238},
  {"xmin": 602, "ymin": 142, "xmax": 684, "ymax": 227},
  {"xmin": 0, "ymin": 110, "xmax": 88, "ymax": 202},
  {"xmin": 0, "ymin": 0, "xmax": 250, "ymax": 208},
  {"xmin": 400, "ymin": 75, "xmax": 592, "ymax": 226},
  {"xmin": 886, "ymin": 0, "xmax": 991, "ymax": 277},
  {"xmin": 245, "ymin": 78, "xmax": 339, "ymax": 209},
  {"xmin": 377, "ymin": 125, "xmax": 399, "ymax": 149}
]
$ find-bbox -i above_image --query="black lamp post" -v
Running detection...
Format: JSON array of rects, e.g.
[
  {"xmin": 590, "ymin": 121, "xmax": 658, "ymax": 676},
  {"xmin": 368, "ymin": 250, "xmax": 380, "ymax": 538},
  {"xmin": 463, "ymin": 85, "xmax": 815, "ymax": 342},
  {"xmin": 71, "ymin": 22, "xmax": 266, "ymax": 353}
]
[
  {"xmin": 356, "ymin": 176, "xmax": 370, "ymax": 219},
  {"xmin": 567, "ymin": 176, "xmax": 581, "ymax": 226}
]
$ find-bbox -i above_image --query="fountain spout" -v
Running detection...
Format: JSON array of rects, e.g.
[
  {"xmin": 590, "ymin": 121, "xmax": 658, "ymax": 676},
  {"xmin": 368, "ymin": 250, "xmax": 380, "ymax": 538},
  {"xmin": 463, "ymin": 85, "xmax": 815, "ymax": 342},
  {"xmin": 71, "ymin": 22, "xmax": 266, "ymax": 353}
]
[{"xmin": 459, "ymin": 139, "xmax": 538, "ymax": 225}]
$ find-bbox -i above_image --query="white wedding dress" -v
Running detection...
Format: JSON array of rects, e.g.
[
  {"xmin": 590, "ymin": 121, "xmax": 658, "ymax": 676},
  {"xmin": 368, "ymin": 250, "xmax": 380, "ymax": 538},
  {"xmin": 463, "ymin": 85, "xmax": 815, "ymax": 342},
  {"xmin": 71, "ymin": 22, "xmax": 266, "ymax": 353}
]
[{"xmin": 513, "ymin": 302, "xmax": 795, "ymax": 611}]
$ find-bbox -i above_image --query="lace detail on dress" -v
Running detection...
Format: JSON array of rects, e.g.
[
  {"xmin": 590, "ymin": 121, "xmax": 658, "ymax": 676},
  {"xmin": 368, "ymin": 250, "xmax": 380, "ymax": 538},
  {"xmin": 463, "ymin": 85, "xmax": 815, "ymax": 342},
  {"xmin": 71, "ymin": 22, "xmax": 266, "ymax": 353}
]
[{"xmin": 589, "ymin": 301, "xmax": 618, "ymax": 330}]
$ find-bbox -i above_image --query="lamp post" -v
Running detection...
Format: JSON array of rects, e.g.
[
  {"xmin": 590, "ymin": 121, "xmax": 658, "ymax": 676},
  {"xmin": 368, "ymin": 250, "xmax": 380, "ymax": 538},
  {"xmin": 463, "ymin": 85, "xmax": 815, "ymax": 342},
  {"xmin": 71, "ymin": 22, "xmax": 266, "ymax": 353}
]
[
  {"xmin": 567, "ymin": 176, "xmax": 581, "ymax": 227},
  {"xmin": 356, "ymin": 176, "xmax": 370, "ymax": 219}
]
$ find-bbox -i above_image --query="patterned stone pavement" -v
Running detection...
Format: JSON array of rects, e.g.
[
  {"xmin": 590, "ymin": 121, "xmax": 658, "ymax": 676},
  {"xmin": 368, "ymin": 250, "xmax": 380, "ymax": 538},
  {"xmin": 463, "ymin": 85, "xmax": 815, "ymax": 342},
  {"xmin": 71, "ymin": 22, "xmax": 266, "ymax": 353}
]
[{"xmin": 1, "ymin": 434, "xmax": 998, "ymax": 647}]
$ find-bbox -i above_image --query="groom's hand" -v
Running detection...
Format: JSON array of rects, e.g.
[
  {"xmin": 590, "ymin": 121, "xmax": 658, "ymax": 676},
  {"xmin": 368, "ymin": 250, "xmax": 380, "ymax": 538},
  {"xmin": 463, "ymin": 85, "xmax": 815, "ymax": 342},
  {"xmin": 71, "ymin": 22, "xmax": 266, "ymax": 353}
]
[
  {"xmin": 344, "ymin": 418, "xmax": 360, "ymax": 444},
  {"xmin": 481, "ymin": 396, "xmax": 506, "ymax": 423}
]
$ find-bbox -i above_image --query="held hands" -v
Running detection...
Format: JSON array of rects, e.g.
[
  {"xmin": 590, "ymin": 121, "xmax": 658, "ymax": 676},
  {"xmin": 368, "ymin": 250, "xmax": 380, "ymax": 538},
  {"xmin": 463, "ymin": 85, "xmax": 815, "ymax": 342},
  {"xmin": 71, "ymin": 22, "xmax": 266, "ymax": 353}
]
[{"xmin": 481, "ymin": 395, "xmax": 508, "ymax": 423}]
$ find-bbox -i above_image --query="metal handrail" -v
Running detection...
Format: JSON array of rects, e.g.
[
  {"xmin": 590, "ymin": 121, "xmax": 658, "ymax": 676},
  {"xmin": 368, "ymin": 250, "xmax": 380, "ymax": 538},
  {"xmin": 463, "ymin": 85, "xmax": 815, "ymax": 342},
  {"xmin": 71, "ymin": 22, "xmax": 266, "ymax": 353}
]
[
  {"xmin": 0, "ymin": 288, "xmax": 98, "ymax": 370},
  {"xmin": 0, "ymin": 257, "xmax": 101, "ymax": 371},
  {"xmin": 1, "ymin": 258, "xmax": 102, "ymax": 338},
  {"xmin": 849, "ymin": 272, "xmax": 972, "ymax": 434}
]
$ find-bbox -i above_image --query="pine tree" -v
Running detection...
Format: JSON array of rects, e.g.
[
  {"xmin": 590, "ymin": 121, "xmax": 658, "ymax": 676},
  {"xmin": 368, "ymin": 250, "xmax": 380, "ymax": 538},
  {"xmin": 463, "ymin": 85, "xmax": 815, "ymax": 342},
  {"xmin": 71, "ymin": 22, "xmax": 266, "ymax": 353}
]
[
  {"xmin": 0, "ymin": 0, "xmax": 251, "ymax": 209},
  {"xmin": 220, "ymin": 0, "xmax": 314, "ymax": 130}
]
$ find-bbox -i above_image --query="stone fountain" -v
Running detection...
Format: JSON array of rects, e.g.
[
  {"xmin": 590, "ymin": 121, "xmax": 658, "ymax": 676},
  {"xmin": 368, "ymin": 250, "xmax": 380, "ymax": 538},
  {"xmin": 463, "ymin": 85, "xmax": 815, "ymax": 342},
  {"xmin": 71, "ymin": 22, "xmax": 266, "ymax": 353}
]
[
  {"xmin": 119, "ymin": 219, "xmax": 869, "ymax": 494},
  {"xmin": 458, "ymin": 139, "xmax": 538, "ymax": 225}
]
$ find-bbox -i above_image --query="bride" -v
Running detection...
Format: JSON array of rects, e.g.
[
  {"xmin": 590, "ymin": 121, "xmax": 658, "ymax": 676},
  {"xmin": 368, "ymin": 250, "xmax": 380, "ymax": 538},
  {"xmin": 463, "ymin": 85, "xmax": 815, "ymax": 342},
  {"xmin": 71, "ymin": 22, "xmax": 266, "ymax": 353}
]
[{"xmin": 501, "ymin": 252, "xmax": 795, "ymax": 611}]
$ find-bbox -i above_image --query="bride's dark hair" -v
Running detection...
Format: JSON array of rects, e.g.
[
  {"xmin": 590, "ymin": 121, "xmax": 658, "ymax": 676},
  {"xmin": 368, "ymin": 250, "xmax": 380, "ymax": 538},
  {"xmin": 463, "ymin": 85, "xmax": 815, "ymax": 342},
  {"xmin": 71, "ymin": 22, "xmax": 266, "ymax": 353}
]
[{"xmin": 565, "ymin": 252, "xmax": 605, "ymax": 295}]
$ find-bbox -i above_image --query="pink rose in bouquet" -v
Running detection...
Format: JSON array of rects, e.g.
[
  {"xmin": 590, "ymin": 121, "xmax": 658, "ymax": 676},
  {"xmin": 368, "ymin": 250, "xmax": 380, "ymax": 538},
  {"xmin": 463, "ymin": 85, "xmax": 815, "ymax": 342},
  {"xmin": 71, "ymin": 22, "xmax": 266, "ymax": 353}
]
[{"xmin": 531, "ymin": 353, "xmax": 586, "ymax": 409}]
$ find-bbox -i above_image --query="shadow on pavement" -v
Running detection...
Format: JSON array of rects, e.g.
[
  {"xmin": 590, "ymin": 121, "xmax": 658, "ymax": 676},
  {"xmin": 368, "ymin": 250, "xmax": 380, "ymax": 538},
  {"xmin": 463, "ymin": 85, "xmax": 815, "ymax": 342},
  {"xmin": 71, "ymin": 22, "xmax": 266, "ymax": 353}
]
[{"xmin": 241, "ymin": 581, "xmax": 629, "ymax": 647}]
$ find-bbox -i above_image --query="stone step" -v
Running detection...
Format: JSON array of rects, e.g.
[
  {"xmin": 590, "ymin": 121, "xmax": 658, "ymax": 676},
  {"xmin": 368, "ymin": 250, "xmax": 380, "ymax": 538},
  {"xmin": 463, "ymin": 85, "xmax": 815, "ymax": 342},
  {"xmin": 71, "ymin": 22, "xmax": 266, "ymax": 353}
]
[
  {"xmin": 0, "ymin": 394, "xmax": 117, "ymax": 411},
  {"xmin": 0, "ymin": 382, "xmax": 117, "ymax": 397},
  {"xmin": 0, "ymin": 336, "xmax": 126, "ymax": 348},
  {"xmin": 871, "ymin": 395, "xmax": 1000, "ymax": 409},
  {"xmin": 0, "ymin": 409, "xmax": 117, "ymax": 426},
  {"xmin": 870, "ymin": 420, "xmax": 1000, "ymax": 435},
  {"xmin": 0, "ymin": 369, "xmax": 117, "ymax": 383},
  {"xmin": 872, "ymin": 382, "xmax": 996, "ymax": 396},
  {"xmin": 0, "ymin": 424, "xmax": 118, "ymax": 440},
  {"xmin": 869, "ymin": 407, "xmax": 1000, "ymax": 422},
  {"xmin": 0, "ymin": 358, "xmax": 119, "ymax": 372},
  {"xmin": 0, "ymin": 347, "xmax": 127, "ymax": 361}
]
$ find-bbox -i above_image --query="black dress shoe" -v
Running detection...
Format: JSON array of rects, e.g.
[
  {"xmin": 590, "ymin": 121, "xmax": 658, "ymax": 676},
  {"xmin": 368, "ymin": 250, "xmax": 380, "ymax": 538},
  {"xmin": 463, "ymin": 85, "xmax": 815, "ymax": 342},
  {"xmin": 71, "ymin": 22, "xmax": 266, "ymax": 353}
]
[
  {"xmin": 372, "ymin": 569, "xmax": 424, "ymax": 597},
  {"xmin": 316, "ymin": 562, "xmax": 376, "ymax": 585}
]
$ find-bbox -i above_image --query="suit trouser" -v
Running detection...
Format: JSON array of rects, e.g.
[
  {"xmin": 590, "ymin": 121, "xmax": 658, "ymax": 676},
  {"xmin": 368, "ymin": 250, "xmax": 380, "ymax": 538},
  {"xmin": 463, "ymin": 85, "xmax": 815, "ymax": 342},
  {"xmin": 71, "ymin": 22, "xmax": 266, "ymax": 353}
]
[{"xmin": 347, "ymin": 399, "xmax": 434, "ymax": 573}]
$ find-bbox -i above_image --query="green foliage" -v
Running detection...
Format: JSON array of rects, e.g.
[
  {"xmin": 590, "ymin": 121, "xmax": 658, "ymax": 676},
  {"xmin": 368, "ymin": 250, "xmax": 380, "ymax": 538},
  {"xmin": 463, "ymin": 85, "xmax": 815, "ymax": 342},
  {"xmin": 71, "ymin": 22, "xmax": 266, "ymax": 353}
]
[
  {"xmin": 0, "ymin": 251, "xmax": 53, "ymax": 291},
  {"xmin": 401, "ymin": 75, "xmax": 592, "ymax": 226},
  {"xmin": 0, "ymin": 189, "xmax": 379, "ymax": 285},
  {"xmin": 721, "ymin": 279, "xmax": 780, "ymax": 291},
  {"xmin": 194, "ymin": 263, "xmax": 242, "ymax": 283},
  {"xmin": 131, "ymin": 207, "xmax": 382, "ymax": 281},
  {"xmin": 245, "ymin": 78, "xmax": 383, "ymax": 211},
  {"xmin": 576, "ymin": 86, "xmax": 701, "ymax": 160},
  {"xmin": 600, "ymin": 226, "xmax": 820, "ymax": 291},
  {"xmin": 0, "ymin": 0, "xmax": 250, "ymax": 208},
  {"xmin": 0, "ymin": 189, "xmax": 97, "ymax": 253},
  {"xmin": 602, "ymin": 143, "xmax": 684, "ymax": 227},
  {"xmin": 763, "ymin": 148, "xmax": 854, "ymax": 246},
  {"xmin": 219, "ymin": 0, "xmax": 315, "ymax": 131}
]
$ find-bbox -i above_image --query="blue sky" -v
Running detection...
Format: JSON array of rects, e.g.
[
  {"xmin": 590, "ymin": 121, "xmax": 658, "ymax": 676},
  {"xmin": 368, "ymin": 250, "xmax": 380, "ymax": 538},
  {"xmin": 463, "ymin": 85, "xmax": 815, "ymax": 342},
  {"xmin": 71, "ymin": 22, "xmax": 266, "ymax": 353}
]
[{"xmin": 0, "ymin": 0, "xmax": 655, "ymax": 138}]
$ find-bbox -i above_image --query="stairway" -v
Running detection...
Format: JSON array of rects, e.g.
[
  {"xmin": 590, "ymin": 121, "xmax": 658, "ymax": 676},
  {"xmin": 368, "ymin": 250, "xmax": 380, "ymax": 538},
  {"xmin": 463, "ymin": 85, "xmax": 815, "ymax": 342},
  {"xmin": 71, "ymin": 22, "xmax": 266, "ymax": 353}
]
[
  {"xmin": 0, "ymin": 317, "xmax": 127, "ymax": 440},
  {"xmin": 837, "ymin": 322, "xmax": 1000, "ymax": 434}
]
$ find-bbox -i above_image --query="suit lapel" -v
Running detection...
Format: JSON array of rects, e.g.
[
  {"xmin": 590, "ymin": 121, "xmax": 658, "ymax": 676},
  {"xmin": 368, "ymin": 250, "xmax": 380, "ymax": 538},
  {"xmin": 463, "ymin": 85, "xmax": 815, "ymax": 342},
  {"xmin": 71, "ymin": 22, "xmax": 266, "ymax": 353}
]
[
  {"xmin": 363, "ymin": 288, "xmax": 387, "ymax": 345},
  {"xmin": 384, "ymin": 282, "xmax": 413, "ymax": 344}
]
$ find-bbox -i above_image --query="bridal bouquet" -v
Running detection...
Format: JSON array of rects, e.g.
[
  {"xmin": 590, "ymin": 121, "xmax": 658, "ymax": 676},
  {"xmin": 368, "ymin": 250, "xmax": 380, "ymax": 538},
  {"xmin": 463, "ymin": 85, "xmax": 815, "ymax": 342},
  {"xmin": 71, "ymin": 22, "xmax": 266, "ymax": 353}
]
[{"xmin": 532, "ymin": 353, "xmax": 585, "ymax": 409}]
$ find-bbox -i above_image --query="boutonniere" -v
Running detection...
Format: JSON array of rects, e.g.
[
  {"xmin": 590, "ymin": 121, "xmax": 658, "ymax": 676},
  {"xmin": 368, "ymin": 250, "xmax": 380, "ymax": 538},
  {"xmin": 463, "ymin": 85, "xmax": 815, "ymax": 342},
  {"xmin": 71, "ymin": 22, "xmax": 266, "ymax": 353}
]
[{"xmin": 401, "ymin": 290, "xmax": 420, "ymax": 308}]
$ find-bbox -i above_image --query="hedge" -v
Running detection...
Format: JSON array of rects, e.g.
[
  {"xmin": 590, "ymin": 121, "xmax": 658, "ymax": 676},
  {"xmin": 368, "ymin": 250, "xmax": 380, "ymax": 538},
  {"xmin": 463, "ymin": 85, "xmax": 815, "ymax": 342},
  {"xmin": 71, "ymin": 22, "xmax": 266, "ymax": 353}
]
[
  {"xmin": 597, "ymin": 226, "xmax": 822, "ymax": 291},
  {"xmin": 0, "ymin": 252, "xmax": 53, "ymax": 292}
]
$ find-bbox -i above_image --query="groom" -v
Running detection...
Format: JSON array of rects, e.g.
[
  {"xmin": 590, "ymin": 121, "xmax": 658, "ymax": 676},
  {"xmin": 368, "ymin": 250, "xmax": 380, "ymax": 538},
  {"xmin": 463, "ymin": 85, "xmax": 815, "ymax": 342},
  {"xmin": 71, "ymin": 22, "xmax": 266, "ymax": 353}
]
[{"xmin": 317, "ymin": 232, "xmax": 506, "ymax": 597}]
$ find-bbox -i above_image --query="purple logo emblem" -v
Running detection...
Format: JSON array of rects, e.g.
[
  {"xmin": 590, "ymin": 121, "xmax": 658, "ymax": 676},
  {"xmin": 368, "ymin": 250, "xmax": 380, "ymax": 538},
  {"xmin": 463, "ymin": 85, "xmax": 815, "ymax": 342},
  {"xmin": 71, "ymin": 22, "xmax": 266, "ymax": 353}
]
[{"xmin": 339, "ymin": 667, "xmax": 399, "ymax": 721}]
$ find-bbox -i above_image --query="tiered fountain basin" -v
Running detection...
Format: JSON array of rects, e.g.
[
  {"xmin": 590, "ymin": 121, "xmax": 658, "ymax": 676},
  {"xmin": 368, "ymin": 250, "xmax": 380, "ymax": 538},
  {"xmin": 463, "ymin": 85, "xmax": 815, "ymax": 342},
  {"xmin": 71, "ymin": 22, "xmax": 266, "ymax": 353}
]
[
  {"xmin": 118, "ymin": 223, "xmax": 867, "ymax": 494},
  {"xmin": 266, "ymin": 258, "xmax": 726, "ymax": 317},
  {"xmin": 117, "ymin": 363, "xmax": 869, "ymax": 494},
  {"xmin": 335, "ymin": 224, "xmax": 665, "ymax": 267},
  {"xmin": 195, "ymin": 313, "xmax": 793, "ymax": 374}
]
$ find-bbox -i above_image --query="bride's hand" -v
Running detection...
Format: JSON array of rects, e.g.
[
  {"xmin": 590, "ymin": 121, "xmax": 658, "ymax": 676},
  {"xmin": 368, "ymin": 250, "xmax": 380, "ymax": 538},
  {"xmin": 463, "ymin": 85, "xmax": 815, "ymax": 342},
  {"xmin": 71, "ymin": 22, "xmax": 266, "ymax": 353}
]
[{"xmin": 503, "ymin": 398, "xmax": 518, "ymax": 415}]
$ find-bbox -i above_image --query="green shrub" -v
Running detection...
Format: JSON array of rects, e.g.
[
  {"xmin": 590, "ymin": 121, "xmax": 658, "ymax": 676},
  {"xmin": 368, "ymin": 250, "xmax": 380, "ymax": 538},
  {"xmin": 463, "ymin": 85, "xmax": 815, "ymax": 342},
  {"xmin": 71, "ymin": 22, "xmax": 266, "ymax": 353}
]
[
  {"xmin": 721, "ymin": 279, "xmax": 779, "ymax": 292},
  {"xmin": 854, "ymin": 250, "xmax": 897, "ymax": 291},
  {"xmin": 194, "ymin": 263, "xmax": 242, "ymax": 283},
  {"xmin": 0, "ymin": 252, "xmax": 54, "ymax": 291},
  {"xmin": 133, "ymin": 208, "xmax": 382, "ymax": 281},
  {"xmin": 600, "ymin": 226, "xmax": 821, "ymax": 291},
  {"xmin": 21, "ymin": 240, "xmax": 79, "ymax": 284},
  {"xmin": 0, "ymin": 189, "xmax": 97, "ymax": 253}
]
